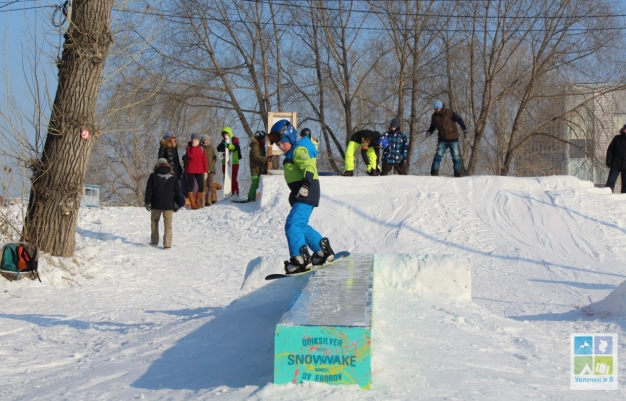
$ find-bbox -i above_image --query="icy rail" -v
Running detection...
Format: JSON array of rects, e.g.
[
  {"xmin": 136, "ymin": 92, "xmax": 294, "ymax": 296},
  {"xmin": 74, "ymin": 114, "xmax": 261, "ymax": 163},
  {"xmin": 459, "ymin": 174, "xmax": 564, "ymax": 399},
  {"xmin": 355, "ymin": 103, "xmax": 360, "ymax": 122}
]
[{"xmin": 274, "ymin": 253, "xmax": 373, "ymax": 389}]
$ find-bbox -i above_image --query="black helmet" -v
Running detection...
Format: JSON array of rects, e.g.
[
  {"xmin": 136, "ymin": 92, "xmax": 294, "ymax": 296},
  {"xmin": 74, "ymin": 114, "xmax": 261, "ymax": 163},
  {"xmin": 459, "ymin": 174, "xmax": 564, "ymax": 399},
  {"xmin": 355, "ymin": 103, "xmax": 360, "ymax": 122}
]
[
  {"xmin": 300, "ymin": 128, "xmax": 311, "ymax": 138},
  {"xmin": 254, "ymin": 130, "xmax": 266, "ymax": 140}
]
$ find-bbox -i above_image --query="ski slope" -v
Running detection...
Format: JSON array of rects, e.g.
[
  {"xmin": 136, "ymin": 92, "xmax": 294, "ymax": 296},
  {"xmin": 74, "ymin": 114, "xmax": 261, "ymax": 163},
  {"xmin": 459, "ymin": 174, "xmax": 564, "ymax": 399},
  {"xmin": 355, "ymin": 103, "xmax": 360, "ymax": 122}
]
[{"xmin": 1, "ymin": 175, "xmax": 625, "ymax": 400}]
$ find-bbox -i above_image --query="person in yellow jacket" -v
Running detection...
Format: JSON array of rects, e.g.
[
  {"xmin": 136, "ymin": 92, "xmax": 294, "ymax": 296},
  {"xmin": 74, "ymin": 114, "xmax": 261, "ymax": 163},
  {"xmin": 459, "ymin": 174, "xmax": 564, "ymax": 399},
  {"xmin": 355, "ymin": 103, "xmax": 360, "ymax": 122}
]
[
  {"xmin": 342, "ymin": 129, "xmax": 386, "ymax": 176},
  {"xmin": 216, "ymin": 127, "xmax": 242, "ymax": 196}
]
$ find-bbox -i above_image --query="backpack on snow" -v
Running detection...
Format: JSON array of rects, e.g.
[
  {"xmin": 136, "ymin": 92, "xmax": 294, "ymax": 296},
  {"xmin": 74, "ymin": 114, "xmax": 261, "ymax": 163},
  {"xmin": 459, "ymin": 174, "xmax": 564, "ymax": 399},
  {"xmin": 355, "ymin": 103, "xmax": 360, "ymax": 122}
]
[{"xmin": 0, "ymin": 242, "xmax": 40, "ymax": 282}]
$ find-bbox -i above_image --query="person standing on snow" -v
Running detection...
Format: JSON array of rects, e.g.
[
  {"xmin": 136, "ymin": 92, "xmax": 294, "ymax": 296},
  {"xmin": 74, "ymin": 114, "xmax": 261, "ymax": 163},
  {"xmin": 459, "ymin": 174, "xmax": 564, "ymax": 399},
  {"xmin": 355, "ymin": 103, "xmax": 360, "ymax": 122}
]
[
  {"xmin": 158, "ymin": 131, "xmax": 183, "ymax": 179},
  {"xmin": 145, "ymin": 158, "xmax": 181, "ymax": 249},
  {"xmin": 605, "ymin": 124, "xmax": 626, "ymax": 193},
  {"xmin": 216, "ymin": 127, "xmax": 242, "ymax": 197},
  {"xmin": 381, "ymin": 118, "xmax": 409, "ymax": 176},
  {"xmin": 185, "ymin": 133, "xmax": 208, "ymax": 209},
  {"xmin": 342, "ymin": 129, "xmax": 386, "ymax": 176},
  {"xmin": 200, "ymin": 134, "xmax": 217, "ymax": 206},
  {"xmin": 427, "ymin": 100, "xmax": 468, "ymax": 177},
  {"xmin": 247, "ymin": 130, "xmax": 269, "ymax": 202},
  {"xmin": 267, "ymin": 119, "xmax": 335, "ymax": 274}
]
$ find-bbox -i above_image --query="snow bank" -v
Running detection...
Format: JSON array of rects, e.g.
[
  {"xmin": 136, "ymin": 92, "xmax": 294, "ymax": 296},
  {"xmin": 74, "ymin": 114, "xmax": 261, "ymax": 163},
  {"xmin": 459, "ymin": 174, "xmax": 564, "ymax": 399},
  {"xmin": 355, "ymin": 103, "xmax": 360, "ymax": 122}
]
[
  {"xmin": 239, "ymin": 253, "xmax": 471, "ymax": 302},
  {"xmin": 587, "ymin": 279, "xmax": 626, "ymax": 316},
  {"xmin": 374, "ymin": 254, "xmax": 471, "ymax": 301}
]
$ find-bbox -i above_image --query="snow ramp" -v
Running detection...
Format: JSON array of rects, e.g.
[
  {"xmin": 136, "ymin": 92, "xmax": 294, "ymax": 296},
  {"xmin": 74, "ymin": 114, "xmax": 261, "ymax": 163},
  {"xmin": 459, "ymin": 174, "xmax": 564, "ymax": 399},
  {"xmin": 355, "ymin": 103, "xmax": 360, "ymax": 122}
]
[{"xmin": 239, "ymin": 252, "xmax": 469, "ymax": 389}]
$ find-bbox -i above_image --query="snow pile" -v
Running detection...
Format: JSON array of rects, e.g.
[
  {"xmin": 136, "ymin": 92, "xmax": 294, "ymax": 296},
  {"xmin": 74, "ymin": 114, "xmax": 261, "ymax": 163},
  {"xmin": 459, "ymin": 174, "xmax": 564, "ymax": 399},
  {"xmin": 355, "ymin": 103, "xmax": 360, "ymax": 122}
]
[
  {"xmin": 374, "ymin": 254, "xmax": 471, "ymax": 301},
  {"xmin": 587, "ymin": 279, "xmax": 626, "ymax": 316}
]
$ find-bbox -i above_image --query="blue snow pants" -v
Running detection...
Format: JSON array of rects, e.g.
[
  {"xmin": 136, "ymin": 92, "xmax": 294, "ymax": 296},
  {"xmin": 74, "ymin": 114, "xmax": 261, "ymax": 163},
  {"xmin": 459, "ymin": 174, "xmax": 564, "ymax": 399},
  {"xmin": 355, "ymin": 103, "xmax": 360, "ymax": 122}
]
[{"xmin": 285, "ymin": 202, "xmax": 323, "ymax": 257}]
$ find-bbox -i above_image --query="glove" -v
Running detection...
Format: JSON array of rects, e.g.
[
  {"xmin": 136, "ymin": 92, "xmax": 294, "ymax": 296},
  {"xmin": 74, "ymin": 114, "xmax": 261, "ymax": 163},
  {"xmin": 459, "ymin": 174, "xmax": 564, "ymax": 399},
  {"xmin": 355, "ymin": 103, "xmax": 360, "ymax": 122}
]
[
  {"xmin": 297, "ymin": 183, "xmax": 309, "ymax": 199},
  {"xmin": 174, "ymin": 205, "xmax": 180, "ymax": 213},
  {"xmin": 145, "ymin": 203, "xmax": 151, "ymax": 211},
  {"xmin": 401, "ymin": 159, "xmax": 407, "ymax": 166}
]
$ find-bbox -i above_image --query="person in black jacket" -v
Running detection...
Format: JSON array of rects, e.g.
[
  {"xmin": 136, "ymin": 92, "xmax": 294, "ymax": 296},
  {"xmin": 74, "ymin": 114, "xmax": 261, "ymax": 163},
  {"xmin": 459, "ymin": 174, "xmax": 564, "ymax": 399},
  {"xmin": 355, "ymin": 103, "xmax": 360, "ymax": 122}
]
[
  {"xmin": 145, "ymin": 158, "xmax": 181, "ymax": 249},
  {"xmin": 606, "ymin": 124, "xmax": 626, "ymax": 193}
]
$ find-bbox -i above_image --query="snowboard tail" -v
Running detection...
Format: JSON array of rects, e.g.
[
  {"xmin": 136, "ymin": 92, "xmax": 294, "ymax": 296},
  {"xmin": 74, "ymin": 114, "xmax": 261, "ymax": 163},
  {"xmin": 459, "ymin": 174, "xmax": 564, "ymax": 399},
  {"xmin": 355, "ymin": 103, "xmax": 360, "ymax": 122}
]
[{"xmin": 265, "ymin": 251, "xmax": 350, "ymax": 280}]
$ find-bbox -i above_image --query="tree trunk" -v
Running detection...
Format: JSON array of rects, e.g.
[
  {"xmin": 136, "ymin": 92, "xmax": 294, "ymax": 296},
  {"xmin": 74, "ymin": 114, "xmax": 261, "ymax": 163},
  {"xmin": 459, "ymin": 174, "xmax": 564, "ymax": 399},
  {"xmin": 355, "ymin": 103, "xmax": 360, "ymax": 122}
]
[{"xmin": 23, "ymin": 0, "xmax": 114, "ymax": 257}]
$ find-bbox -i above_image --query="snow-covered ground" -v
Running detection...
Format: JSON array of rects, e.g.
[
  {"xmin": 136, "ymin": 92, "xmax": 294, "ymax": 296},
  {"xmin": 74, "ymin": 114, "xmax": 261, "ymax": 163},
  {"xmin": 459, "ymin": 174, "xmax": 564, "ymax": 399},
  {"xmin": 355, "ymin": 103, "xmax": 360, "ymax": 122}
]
[{"xmin": 1, "ymin": 175, "xmax": 626, "ymax": 400}]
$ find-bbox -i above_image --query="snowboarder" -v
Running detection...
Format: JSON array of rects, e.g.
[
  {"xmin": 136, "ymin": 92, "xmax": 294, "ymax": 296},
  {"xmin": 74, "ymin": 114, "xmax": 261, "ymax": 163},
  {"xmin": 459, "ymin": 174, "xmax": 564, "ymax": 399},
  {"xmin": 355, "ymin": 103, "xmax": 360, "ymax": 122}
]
[
  {"xmin": 381, "ymin": 118, "xmax": 409, "ymax": 175},
  {"xmin": 342, "ymin": 129, "xmax": 386, "ymax": 176},
  {"xmin": 606, "ymin": 124, "xmax": 626, "ymax": 193},
  {"xmin": 427, "ymin": 100, "xmax": 468, "ymax": 177},
  {"xmin": 267, "ymin": 119, "xmax": 335, "ymax": 274},
  {"xmin": 145, "ymin": 158, "xmax": 181, "ymax": 249}
]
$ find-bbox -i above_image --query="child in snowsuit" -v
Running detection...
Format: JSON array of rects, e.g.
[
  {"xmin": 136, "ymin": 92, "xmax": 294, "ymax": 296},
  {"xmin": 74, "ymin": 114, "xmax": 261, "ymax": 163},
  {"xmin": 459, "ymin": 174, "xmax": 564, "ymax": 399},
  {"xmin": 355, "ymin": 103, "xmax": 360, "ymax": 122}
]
[
  {"xmin": 145, "ymin": 158, "xmax": 181, "ymax": 249},
  {"xmin": 185, "ymin": 133, "xmax": 208, "ymax": 209},
  {"xmin": 381, "ymin": 118, "xmax": 409, "ymax": 175},
  {"xmin": 216, "ymin": 127, "xmax": 242, "ymax": 196},
  {"xmin": 342, "ymin": 129, "xmax": 386, "ymax": 176},
  {"xmin": 267, "ymin": 119, "xmax": 335, "ymax": 274},
  {"xmin": 248, "ymin": 130, "xmax": 269, "ymax": 201}
]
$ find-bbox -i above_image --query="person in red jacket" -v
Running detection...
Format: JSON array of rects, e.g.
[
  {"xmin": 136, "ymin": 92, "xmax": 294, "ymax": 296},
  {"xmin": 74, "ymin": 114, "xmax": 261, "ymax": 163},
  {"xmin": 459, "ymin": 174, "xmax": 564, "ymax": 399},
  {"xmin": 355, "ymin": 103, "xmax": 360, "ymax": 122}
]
[{"xmin": 185, "ymin": 133, "xmax": 208, "ymax": 209}]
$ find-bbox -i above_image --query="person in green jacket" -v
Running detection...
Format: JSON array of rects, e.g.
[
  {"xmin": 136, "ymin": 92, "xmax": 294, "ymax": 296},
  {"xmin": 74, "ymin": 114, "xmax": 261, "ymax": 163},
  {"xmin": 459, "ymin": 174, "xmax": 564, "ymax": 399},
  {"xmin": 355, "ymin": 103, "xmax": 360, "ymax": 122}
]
[
  {"xmin": 267, "ymin": 120, "xmax": 335, "ymax": 274},
  {"xmin": 247, "ymin": 130, "xmax": 269, "ymax": 202},
  {"xmin": 216, "ymin": 127, "xmax": 242, "ymax": 196}
]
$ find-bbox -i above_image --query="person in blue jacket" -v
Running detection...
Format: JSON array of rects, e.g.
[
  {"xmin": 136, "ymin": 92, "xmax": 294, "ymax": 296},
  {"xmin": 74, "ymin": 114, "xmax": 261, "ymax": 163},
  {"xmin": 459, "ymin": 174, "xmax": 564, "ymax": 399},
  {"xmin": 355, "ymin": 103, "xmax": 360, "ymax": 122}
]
[
  {"xmin": 381, "ymin": 118, "xmax": 409, "ymax": 175},
  {"xmin": 267, "ymin": 120, "xmax": 335, "ymax": 274}
]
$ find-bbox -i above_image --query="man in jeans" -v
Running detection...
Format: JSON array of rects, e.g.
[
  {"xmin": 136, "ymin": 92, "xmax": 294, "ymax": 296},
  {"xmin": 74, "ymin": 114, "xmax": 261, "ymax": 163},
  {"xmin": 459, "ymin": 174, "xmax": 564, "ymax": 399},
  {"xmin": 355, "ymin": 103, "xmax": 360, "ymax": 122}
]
[{"xmin": 427, "ymin": 100, "xmax": 468, "ymax": 177}]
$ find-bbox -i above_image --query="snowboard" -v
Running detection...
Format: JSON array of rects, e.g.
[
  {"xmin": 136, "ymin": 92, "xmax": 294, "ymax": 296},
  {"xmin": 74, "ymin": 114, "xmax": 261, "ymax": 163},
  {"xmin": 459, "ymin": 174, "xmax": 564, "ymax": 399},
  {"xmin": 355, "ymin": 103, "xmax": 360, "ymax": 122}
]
[
  {"xmin": 231, "ymin": 198, "xmax": 252, "ymax": 203},
  {"xmin": 264, "ymin": 251, "xmax": 350, "ymax": 280}
]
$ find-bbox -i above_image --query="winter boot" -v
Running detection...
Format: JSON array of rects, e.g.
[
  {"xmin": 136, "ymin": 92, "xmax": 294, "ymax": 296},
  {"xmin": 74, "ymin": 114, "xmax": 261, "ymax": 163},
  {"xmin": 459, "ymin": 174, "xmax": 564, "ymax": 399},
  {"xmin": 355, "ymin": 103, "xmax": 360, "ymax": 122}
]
[
  {"xmin": 311, "ymin": 237, "xmax": 335, "ymax": 266},
  {"xmin": 367, "ymin": 169, "xmax": 380, "ymax": 176},
  {"xmin": 454, "ymin": 170, "xmax": 463, "ymax": 177},
  {"xmin": 430, "ymin": 170, "xmax": 439, "ymax": 176},
  {"xmin": 187, "ymin": 192, "xmax": 196, "ymax": 209},
  {"xmin": 194, "ymin": 191, "xmax": 204, "ymax": 209},
  {"xmin": 342, "ymin": 171, "xmax": 354, "ymax": 176},
  {"xmin": 284, "ymin": 245, "xmax": 313, "ymax": 274}
]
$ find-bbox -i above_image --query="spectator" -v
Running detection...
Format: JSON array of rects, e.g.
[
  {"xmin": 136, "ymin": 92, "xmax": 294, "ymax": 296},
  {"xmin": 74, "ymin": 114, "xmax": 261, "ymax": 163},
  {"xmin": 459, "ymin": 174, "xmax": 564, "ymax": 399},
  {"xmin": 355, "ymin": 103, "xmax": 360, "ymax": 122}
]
[
  {"xmin": 200, "ymin": 134, "xmax": 217, "ymax": 206},
  {"xmin": 144, "ymin": 158, "xmax": 181, "ymax": 249},
  {"xmin": 381, "ymin": 118, "xmax": 409, "ymax": 176},
  {"xmin": 216, "ymin": 127, "xmax": 242, "ymax": 197},
  {"xmin": 605, "ymin": 124, "xmax": 626, "ymax": 193},
  {"xmin": 427, "ymin": 100, "xmax": 467, "ymax": 177},
  {"xmin": 185, "ymin": 133, "xmax": 208, "ymax": 209},
  {"xmin": 247, "ymin": 130, "xmax": 269, "ymax": 202}
]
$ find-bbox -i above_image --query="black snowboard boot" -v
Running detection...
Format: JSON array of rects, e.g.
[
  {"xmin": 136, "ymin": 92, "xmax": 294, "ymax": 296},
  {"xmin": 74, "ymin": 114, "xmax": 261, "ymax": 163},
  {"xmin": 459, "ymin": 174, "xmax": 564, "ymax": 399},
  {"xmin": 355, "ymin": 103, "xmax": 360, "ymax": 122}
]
[
  {"xmin": 430, "ymin": 170, "xmax": 439, "ymax": 176},
  {"xmin": 342, "ymin": 170, "xmax": 354, "ymax": 176},
  {"xmin": 284, "ymin": 245, "xmax": 313, "ymax": 274},
  {"xmin": 367, "ymin": 169, "xmax": 380, "ymax": 176},
  {"xmin": 311, "ymin": 238, "xmax": 335, "ymax": 266},
  {"xmin": 454, "ymin": 170, "xmax": 463, "ymax": 177}
]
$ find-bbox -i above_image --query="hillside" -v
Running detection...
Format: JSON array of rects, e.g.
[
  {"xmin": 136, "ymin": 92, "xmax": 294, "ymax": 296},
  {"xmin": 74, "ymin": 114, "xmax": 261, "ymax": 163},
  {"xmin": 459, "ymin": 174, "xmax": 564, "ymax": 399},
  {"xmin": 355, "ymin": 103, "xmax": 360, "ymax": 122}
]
[{"xmin": 1, "ymin": 175, "xmax": 625, "ymax": 400}]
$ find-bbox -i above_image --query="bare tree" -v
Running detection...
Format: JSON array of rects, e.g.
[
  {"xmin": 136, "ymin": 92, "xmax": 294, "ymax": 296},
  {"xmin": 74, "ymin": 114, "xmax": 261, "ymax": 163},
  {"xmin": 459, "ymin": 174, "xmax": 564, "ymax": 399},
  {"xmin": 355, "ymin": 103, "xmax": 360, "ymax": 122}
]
[{"xmin": 23, "ymin": 0, "xmax": 115, "ymax": 257}]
